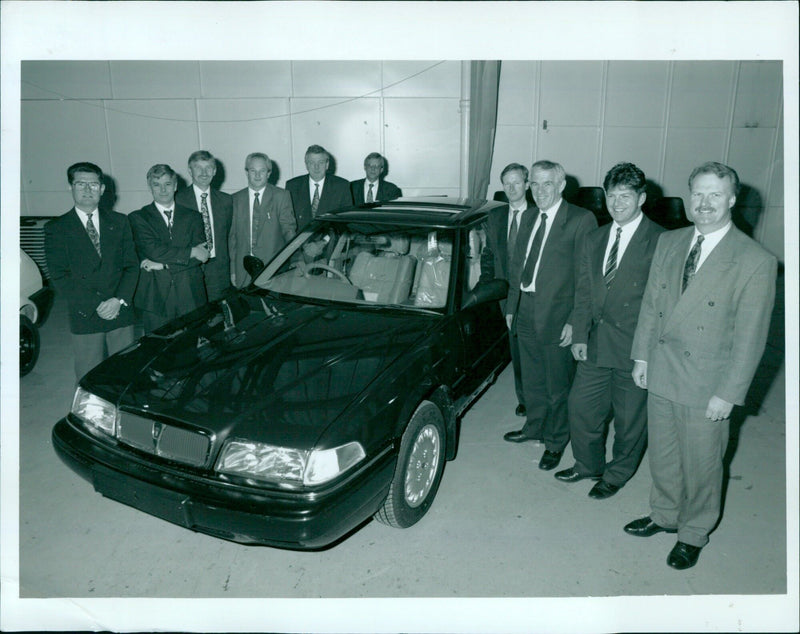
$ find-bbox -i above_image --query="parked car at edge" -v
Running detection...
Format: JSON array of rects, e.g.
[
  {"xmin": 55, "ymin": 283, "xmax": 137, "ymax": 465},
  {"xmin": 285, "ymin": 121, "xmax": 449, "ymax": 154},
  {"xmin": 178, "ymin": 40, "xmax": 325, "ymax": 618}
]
[
  {"xmin": 20, "ymin": 248, "xmax": 53, "ymax": 376},
  {"xmin": 52, "ymin": 198, "xmax": 510, "ymax": 549}
]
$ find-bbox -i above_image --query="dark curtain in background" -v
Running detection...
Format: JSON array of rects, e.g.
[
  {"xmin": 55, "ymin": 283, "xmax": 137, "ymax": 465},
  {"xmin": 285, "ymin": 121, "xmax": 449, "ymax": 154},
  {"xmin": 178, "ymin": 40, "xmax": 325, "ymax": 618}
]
[{"xmin": 468, "ymin": 61, "xmax": 501, "ymax": 200}]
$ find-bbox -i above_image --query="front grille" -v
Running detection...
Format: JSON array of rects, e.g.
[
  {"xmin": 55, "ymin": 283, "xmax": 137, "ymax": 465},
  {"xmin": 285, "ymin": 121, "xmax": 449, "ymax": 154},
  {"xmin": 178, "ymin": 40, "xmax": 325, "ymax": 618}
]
[{"xmin": 117, "ymin": 411, "xmax": 211, "ymax": 468}]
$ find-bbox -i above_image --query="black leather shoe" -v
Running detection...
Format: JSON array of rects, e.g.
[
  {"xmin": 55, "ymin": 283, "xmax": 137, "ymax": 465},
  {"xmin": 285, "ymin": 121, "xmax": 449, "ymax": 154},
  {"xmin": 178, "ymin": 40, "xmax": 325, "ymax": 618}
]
[
  {"xmin": 623, "ymin": 516, "xmax": 677, "ymax": 537},
  {"xmin": 667, "ymin": 541, "xmax": 702, "ymax": 570},
  {"xmin": 538, "ymin": 450, "xmax": 563, "ymax": 471},
  {"xmin": 554, "ymin": 467, "xmax": 601, "ymax": 483},
  {"xmin": 588, "ymin": 480, "xmax": 620, "ymax": 500},
  {"xmin": 503, "ymin": 430, "xmax": 539, "ymax": 443},
  {"xmin": 515, "ymin": 404, "xmax": 526, "ymax": 417}
]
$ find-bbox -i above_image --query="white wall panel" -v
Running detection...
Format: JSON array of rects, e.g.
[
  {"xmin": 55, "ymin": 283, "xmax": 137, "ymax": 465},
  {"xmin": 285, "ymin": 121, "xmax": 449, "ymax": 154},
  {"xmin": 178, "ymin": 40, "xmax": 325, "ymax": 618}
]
[
  {"xmin": 537, "ymin": 127, "xmax": 600, "ymax": 188},
  {"xmin": 605, "ymin": 61, "xmax": 669, "ymax": 127},
  {"xmin": 105, "ymin": 100, "xmax": 199, "ymax": 202},
  {"xmin": 769, "ymin": 122, "xmax": 784, "ymax": 206},
  {"xmin": 382, "ymin": 61, "xmax": 461, "ymax": 98},
  {"xmin": 600, "ymin": 127, "xmax": 663, "ymax": 185},
  {"xmin": 289, "ymin": 97, "xmax": 382, "ymax": 181},
  {"xmin": 21, "ymin": 100, "xmax": 111, "ymax": 194},
  {"xmin": 733, "ymin": 61, "xmax": 783, "ymax": 128},
  {"xmin": 728, "ymin": 127, "xmax": 778, "ymax": 199},
  {"xmin": 109, "ymin": 61, "xmax": 201, "ymax": 99},
  {"xmin": 488, "ymin": 125, "xmax": 536, "ymax": 195},
  {"xmin": 199, "ymin": 61, "xmax": 292, "ymax": 98},
  {"xmin": 669, "ymin": 62, "xmax": 736, "ymax": 127},
  {"xmin": 384, "ymin": 98, "xmax": 460, "ymax": 191},
  {"xmin": 662, "ymin": 128, "xmax": 727, "ymax": 198},
  {"xmin": 21, "ymin": 61, "xmax": 112, "ymax": 100},
  {"xmin": 292, "ymin": 61, "xmax": 382, "ymax": 97},
  {"xmin": 496, "ymin": 61, "xmax": 536, "ymax": 125},
  {"xmin": 539, "ymin": 61, "xmax": 603, "ymax": 126},
  {"xmin": 197, "ymin": 99, "xmax": 292, "ymax": 191},
  {"xmin": 23, "ymin": 191, "xmax": 76, "ymax": 217}
]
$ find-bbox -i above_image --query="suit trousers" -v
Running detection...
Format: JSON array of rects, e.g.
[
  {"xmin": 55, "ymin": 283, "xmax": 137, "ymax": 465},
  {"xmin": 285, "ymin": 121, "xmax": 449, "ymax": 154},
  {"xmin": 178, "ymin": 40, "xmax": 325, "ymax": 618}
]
[
  {"xmin": 647, "ymin": 393, "xmax": 730, "ymax": 548},
  {"xmin": 72, "ymin": 325, "xmax": 135, "ymax": 381},
  {"xmin": 567, "ymin": 361, "xmax": 648, "ymax": 485},
  {"xmin": 202, "ymin": 257, "xmax": 231, "ymax": 302},
  {"xmin": 515, "ymin": 293, "xmax": 574, "ymax": 452},
  {"xmin": 509, "ymin": 328, "xmax": 525, "ymax": 407}
]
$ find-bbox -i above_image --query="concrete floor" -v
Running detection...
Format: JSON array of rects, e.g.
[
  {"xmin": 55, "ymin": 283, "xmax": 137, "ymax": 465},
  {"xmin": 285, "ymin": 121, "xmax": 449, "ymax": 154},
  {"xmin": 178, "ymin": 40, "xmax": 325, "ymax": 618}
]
[{"xmin": 9, "ymin": 282, "xmax": 798, "ymax": 632}]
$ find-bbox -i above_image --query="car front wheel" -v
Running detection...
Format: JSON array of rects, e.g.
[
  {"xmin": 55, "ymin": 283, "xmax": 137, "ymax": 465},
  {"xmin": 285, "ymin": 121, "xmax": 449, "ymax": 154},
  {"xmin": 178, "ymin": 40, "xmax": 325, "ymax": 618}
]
[
  {"xmin": 20, "ymin": 315, "xmax": 40, "ymax": 376},
  {"xmin": 375, "ymin": 400, "xmax": 445, "ymax": 528}
]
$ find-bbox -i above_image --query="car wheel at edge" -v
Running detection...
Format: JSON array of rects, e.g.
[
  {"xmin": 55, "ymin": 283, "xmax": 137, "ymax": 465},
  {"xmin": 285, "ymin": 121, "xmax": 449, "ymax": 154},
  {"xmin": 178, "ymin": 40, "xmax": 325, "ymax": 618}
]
[
  {"xmin": 20, "ymin": 315, "xmax": 40, "ymax": 377},
  {"xmin": 375, "ymin": 400, "xmax": 446, "ymax": 529}
]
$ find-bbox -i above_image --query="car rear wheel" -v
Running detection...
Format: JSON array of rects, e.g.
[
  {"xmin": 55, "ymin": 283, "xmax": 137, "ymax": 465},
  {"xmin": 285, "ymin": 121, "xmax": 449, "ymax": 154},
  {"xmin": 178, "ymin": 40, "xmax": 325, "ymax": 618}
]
[
  {"xmin": 375, "ymin": 400, "xmax": 445, "ymax": 528},
  {"xmin": 20, "ymin": 315, "xmax": 40, "ymax": 377}
]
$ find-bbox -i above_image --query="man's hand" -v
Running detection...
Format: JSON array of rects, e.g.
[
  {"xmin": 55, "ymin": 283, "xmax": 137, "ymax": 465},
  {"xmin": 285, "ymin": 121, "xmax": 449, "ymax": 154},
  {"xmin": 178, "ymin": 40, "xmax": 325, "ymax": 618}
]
[
  {"xmin": 632, "ymin": 360, "xmax": 648, "ymax": 389},
  {"xmin": 141, "ymin": 258, "xmax": 165, "ymax": 272},
  {"xmin": 191, "ymin": 243, "xmax": 210, "ymax": 263},
  {"xmin": 96, "ymin": 298, "xmax": 121, "ymax": 320},
  {"xmin": 706, "ymin": 395, "xmax": 733, "ymax": 421},
  {"xmin": 571, "ymin": 343, "xmax": 587, "ymax": 361},
  {"xmin": 559, "ymin": 323, "xmax": 573, "ymax": 347}
]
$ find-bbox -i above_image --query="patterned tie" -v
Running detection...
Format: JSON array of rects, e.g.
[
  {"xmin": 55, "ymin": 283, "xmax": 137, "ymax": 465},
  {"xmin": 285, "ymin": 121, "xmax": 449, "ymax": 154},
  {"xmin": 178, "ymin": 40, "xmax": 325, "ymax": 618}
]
[
  {"xmin": 163, "ymin": 209, "xmax": 173, "ymax": 238},
  {"xmin": 521, "ymin": 212, "xmax": 547, "ymax": 288},
  {"xmin": 507, "ymin": 208, "xmax": 520, "ymax": 269},
  {"xmin": 311, "ymin": 183, "xmax": 320, "ymax": 216},
  {"xmin": 366, "ymin": 183, "xmax": 374, "ymax": 203},
  {"xmin": 604, "ymin": 226, "xmax": 622, "ymax": 287},
  {"xmin": 251, "ymin": 192, "xmax": 260, "ymax": 252},
  {"xmin": 200, "ymin": 192, "xmax": 213, "ymax": 251},
  {"xmin": 682, "ymin": 234, "xmax": 705, "ymax": 292},
  {"xmin": 85, "ymin": 212, "xmax": 101, "ymax": 257}
]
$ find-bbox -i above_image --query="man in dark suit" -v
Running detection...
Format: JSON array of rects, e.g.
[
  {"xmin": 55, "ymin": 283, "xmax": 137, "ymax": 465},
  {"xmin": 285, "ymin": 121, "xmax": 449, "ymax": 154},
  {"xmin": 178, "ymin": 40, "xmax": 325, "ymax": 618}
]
[
  {"xmin": 286, "ymin": 144, "xmax": 353, "ymax": 230},
  {"xmin": 174, "ymin": 150, "xmax": 233, "ymax": 302},
  {"xmin": 505, "ymin": 160, "xmax": 597, "ymax": 470},
  {"xmin": 483, "ymin": 163, "xmax": 535, "ymax": 419},
  {"xmin": 555, "ymin": 163, "xmax": 664, "ymax": 499},
  {"xmin": 229, "ymin": 152, "xmax": 296, "ymax": 288},
  {"xmin": 350, "ymin": 152, "xmax": 402, "ymax": 205},
  {"xmin": 45, "ymin": 162, "xmax": 139, "ymax": 380},
  {"xmin": 626, "ymin": 162, "xmax": 777, "ymax": 570},
  {"xmin": 129, "ymin": 164, "xmax": 208, "ymax": 333}
]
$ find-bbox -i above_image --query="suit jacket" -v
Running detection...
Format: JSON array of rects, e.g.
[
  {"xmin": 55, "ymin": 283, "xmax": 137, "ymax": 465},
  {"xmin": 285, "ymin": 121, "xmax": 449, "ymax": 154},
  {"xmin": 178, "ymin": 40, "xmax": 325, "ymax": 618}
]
[
  {"xmin": 483, "ymin": 203, "xmax": 535, "ymax": 314},
  {"xmin": 286, "ymin": 174, "xmax": 353, "ymax": 230},
  {"xmin": 44, "ymin": 208, "xmax": 139, "ymax": 334},
  {"xmin": 128, "ymin": 202, "xmax": 207, "ymax": 316},
  {"xmin": 572, "ymin": 215, "xmax": 664, "ymax": 370},
  {"xmin": 350, "ymin": 178, "xmax": 402, "ymax": 205},
  {"xmin": 229, "ymin": 184, "xmax": 296, "ymax": 287},
  {"xmin": 174, "ymin": 186, "xmax": 233, "ymax": 300},
  {"xmin": 507, "ymin": 200, "xmax": 597, "ymax": 343},
  {"xmin": 631, "ymin": 225, "xmax": 777, "ymax": 408}
]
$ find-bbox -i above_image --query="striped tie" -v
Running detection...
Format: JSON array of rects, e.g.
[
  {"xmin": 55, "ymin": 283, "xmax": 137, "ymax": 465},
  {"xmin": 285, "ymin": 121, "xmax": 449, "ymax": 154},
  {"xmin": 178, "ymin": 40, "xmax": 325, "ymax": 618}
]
[
  {"xmin": 682, "ymin": 235, "xmax": 704, "ymax": 292},
  {"xmin": 604, "ymin": 226, "xmax": 622, "ymax": 287}
]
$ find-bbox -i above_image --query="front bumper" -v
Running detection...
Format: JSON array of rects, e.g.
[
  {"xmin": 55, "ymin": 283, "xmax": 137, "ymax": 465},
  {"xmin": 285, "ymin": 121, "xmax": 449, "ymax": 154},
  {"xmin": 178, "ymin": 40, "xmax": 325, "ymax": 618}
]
[{"xmin": 52, "ymin": 416, "xmax": 395, "ymax": 549}]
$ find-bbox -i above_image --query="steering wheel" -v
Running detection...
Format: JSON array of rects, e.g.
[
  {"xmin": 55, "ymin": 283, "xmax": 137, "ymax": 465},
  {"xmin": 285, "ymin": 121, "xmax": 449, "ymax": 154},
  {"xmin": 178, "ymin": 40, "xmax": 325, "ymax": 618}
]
[{"xmin": 305, "ymin": 263, "xmax": 353, "ymax": 285}]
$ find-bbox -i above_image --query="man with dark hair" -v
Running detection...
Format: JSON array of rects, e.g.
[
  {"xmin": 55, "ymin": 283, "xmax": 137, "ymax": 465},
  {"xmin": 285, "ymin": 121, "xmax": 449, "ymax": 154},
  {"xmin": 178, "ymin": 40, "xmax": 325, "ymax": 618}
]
[
  {"xmin": 45, "ymin": 162, "xmax": 139, "ymax": 380},
  {"xmin": 174, "ymin": 150, "xmax": 233, "ymax": 302},
  {"xmin": 503, "ymin": 160, "xmax": 597, "ymax": 471},
  {"xmin": 484, "ymin": 162, "xmax": 535, "ymax": 419},
  {"xmin": 555, "ymin": 162, "xmax": 664, "ymax": 499},
  {"xmin": 229, "ymin": 152, "xmax": 296, "ymax": 287},
  {"xmin": 350, "ymin": 152, "xmax": 402, "ymax": 204},
  {"xmin": 286, "ymin": 144, "xmax": 353, "ymax": 230},
  {"xmin": 129, "ymin": 164, "xmax": 208, "ymax": 332},
  {"xmin": 625, "ymin": 161, "xmax": 777, "ymax": 570}
]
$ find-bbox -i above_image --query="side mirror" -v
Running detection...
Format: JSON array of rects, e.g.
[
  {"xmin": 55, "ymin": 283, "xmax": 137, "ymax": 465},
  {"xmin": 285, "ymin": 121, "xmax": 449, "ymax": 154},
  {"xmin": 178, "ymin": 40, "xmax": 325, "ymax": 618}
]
[
  {"xmin": 462, "ymin": 279, "xmax": 508, "ymax": 309},
  {"xmin": 243, "ymin": 255, "xmax": 265, "ymax": 283}
]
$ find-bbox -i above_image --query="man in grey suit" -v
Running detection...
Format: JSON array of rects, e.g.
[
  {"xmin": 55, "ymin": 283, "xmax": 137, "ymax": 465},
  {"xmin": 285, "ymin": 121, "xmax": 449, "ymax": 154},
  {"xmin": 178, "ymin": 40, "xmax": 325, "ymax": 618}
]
[
  {"xmin": 555, "ymin": 163, "xmax": 664, "ymax": 499},
  {"xmin": 625, "ymin": 162, "xmax": 777, "ymax": 570},
  {"xmin": 229, "ymin": 152, "xmax": 296, "ymax": 288},
  {"xmin": 174, "ymin": 150, "xmax": 233, "ymax": 301}
]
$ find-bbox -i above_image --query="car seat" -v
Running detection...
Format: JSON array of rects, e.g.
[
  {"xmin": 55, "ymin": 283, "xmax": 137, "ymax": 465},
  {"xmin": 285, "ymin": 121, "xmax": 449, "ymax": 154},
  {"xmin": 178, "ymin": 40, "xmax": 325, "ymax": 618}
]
[{"xmin": 349, "ymin": 234, "xmax": 417, "ymax": 304}]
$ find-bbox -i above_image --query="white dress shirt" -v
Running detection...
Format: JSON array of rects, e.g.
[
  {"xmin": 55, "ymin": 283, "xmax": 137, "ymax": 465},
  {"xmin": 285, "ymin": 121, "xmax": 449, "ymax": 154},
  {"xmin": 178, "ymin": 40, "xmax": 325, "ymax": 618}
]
[
  {"xmin": 309, "ymin": 177, "xmax": 325, "ymax": 202},
  {"xmin": 520, "ymin": 198, "xmax": 563, "ymax": 293},
  {"xmin": 689, "ymin": 222, "xmax": 732, "ymax": 271},
  {"xmin": 364, "ymin": 179, "xmax": 379, "ymax": 202},
  {"xmin": 75, "ymin": 207, "xmax": 100, "ymax": 236},
  {"xmin": 155, "ymin": 202, "xmax": 175, "ymax": 228},
  {"xmin": 603, "ymin": 212, "xmax": 644, "ymax": 269}
]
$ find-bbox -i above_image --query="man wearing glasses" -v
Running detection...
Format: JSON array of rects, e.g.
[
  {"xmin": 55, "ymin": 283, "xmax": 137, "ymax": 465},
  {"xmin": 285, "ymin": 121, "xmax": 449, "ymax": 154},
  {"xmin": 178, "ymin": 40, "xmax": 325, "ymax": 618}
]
[{"xmin": 45, "ymin": 162, "xmax": 139, "ymax": 381}]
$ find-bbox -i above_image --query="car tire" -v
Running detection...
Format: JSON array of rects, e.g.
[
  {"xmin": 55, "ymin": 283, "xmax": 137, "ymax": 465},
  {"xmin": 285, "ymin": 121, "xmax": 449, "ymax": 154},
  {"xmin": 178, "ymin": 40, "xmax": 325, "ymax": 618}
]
[
  {"xmin": 375, "ymin": 400, "xmax": 446, "ymax": 528},
  {"xmin": 20, "ymin": 314, "xmax": 40, "ymax": 377}
]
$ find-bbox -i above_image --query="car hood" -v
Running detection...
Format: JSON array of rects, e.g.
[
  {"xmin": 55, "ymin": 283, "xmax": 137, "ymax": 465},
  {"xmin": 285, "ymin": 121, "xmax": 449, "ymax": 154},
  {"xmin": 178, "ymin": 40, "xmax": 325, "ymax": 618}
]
[{"xmin": 86, "ymin": 292, "xmax": 436, "ymax": 449}]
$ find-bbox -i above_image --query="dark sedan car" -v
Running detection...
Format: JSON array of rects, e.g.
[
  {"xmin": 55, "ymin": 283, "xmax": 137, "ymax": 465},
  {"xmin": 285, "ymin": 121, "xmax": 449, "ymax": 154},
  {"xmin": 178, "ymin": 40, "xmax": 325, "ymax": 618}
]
[{"xmin": 53, "ymin": 197, "xmax": 511, "ymax": 549}]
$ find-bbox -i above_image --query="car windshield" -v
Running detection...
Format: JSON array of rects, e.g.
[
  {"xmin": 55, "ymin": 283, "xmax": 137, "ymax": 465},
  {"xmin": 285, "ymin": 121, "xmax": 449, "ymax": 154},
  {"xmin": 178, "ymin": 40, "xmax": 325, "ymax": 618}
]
[{"xmin": 254, "ymin": 222, "xmax": 455, "ymax": 309}]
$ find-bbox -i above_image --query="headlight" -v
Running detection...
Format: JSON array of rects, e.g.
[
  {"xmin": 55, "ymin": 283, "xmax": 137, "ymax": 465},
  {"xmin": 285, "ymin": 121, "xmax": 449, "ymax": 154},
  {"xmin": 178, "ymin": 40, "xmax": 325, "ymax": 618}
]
[
  {"xmin": 216, "ymin": 439, "xmax": 365, "ymax": 486},
  {"xmin": 71, "ymin": 387, "xmax": 118, "ymax": 436}
]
